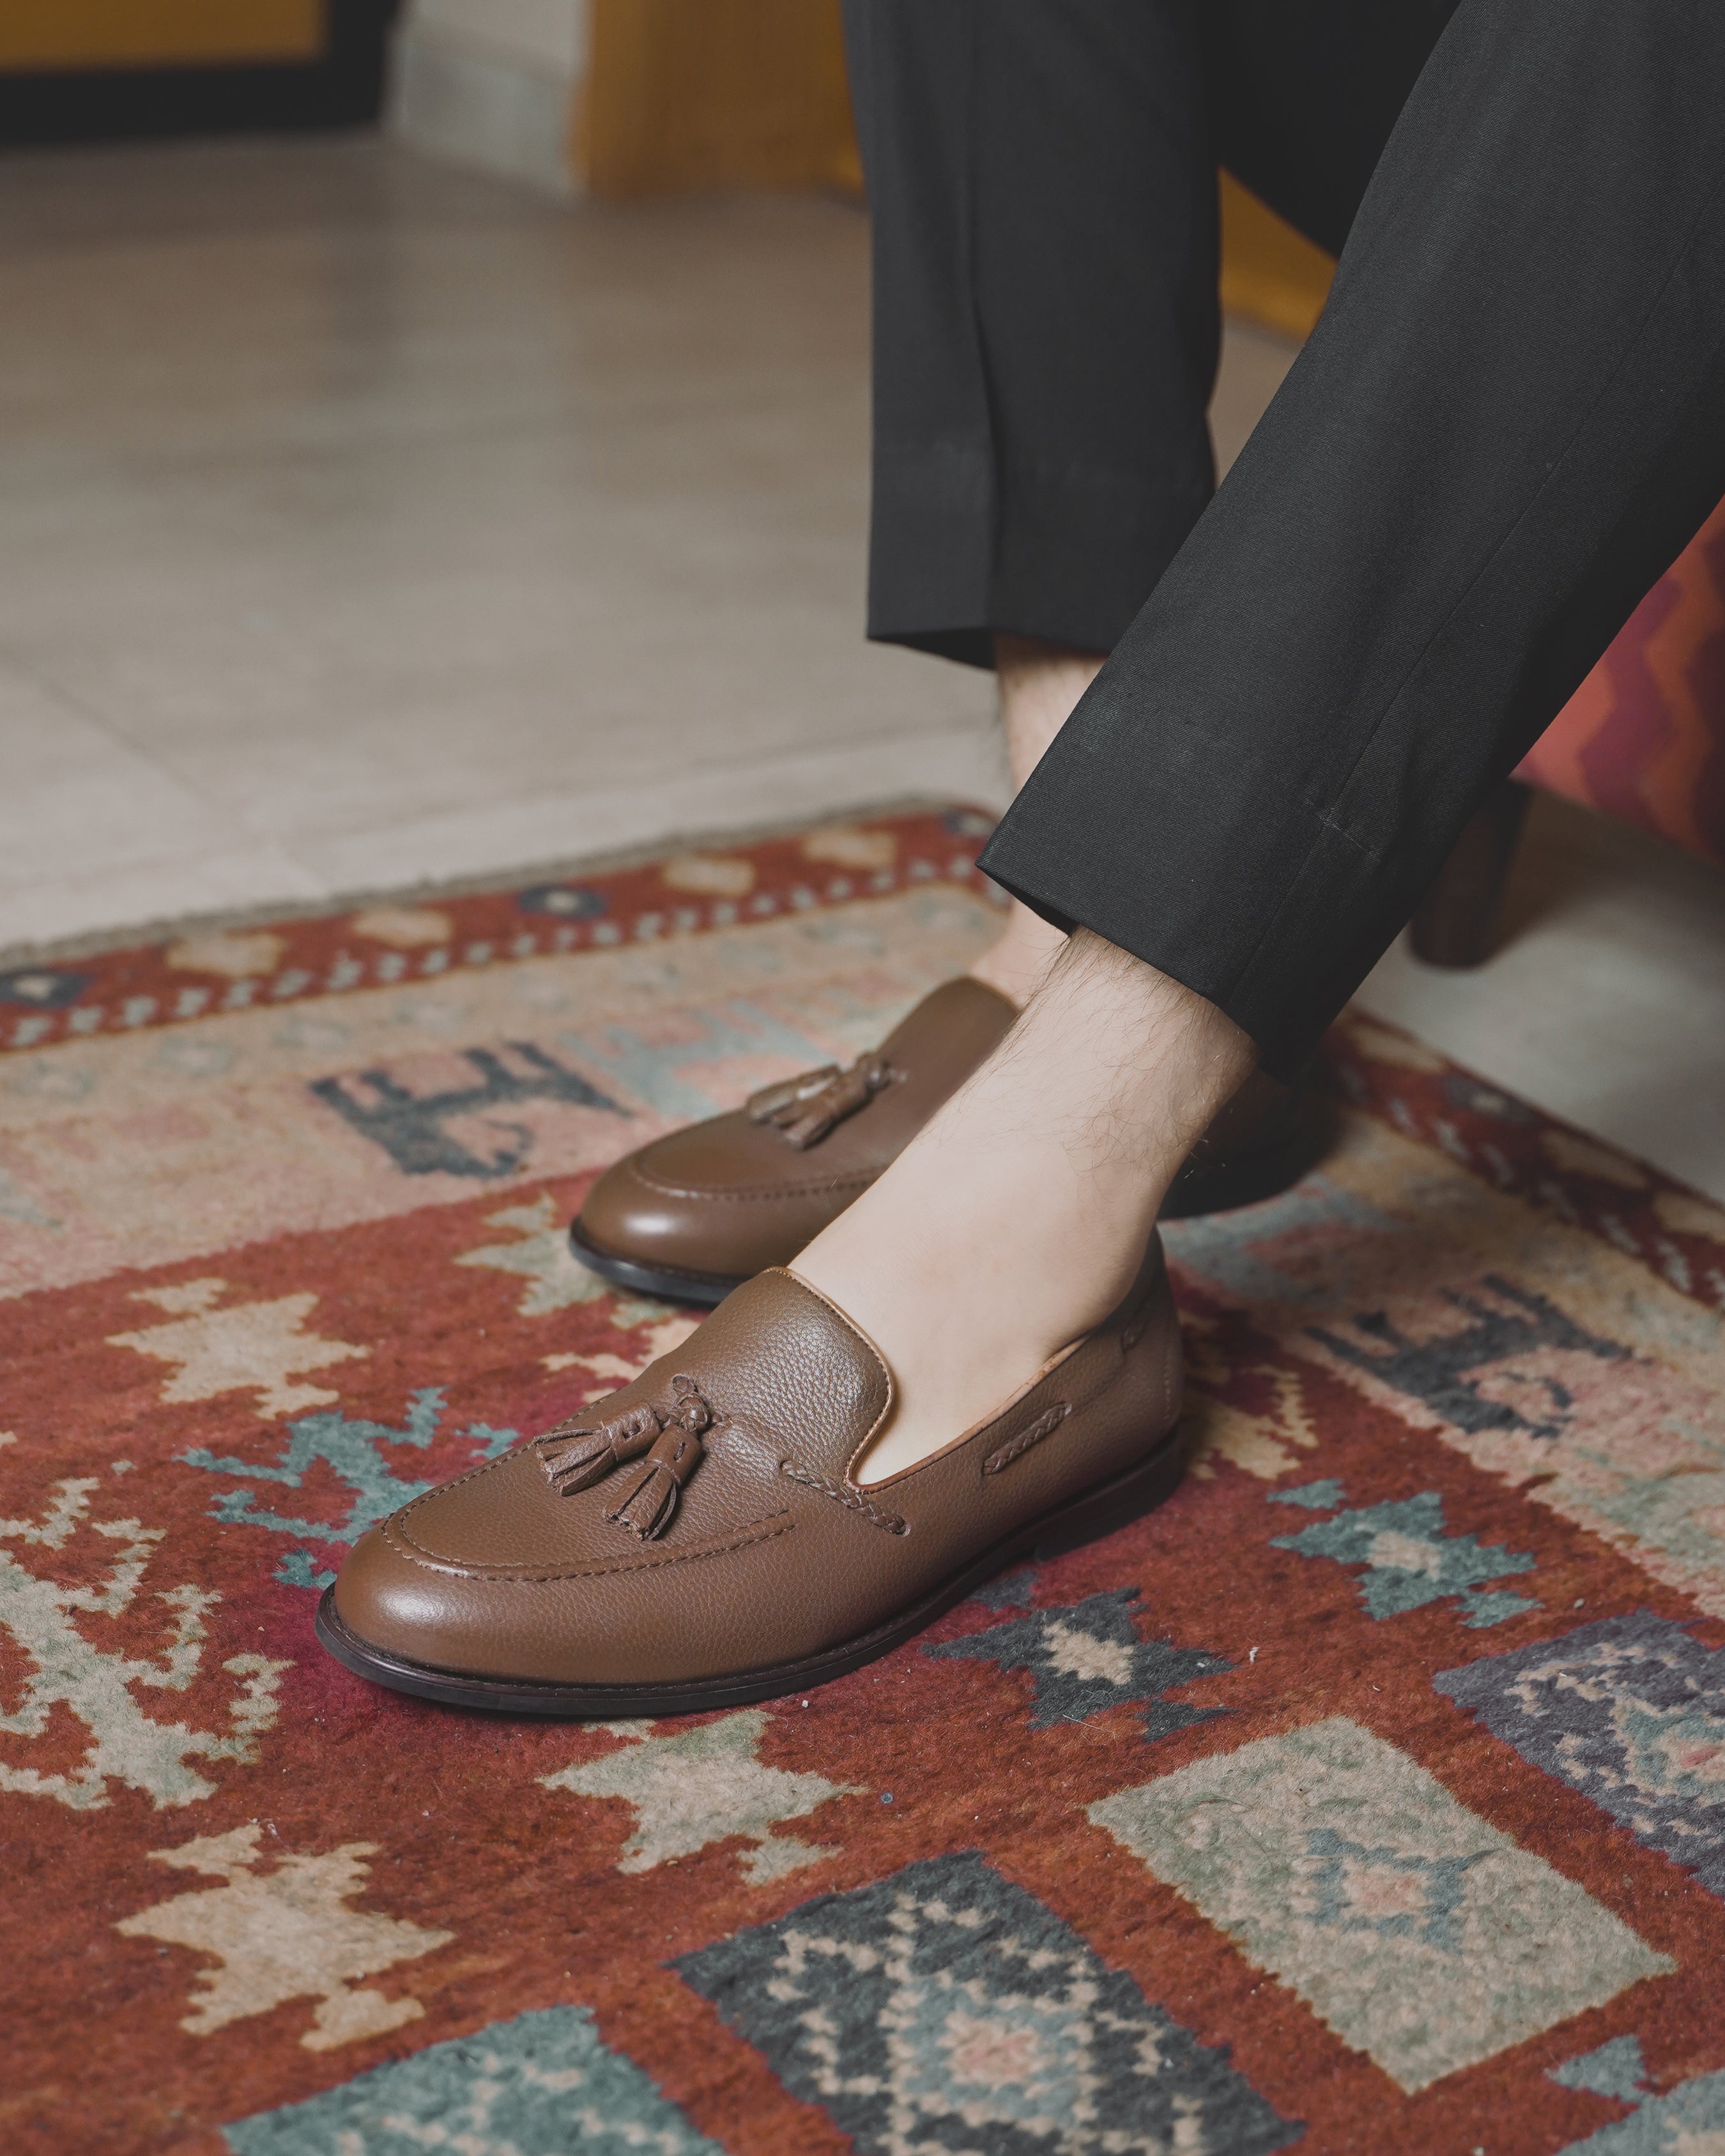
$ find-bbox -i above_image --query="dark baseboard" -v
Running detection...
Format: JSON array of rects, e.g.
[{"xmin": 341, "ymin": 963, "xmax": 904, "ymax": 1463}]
[{"xmin": 0, "ymin": 1, "xmax": 401, "ymax": 147}]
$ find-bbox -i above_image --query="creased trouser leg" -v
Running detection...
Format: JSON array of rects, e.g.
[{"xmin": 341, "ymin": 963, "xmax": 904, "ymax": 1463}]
[
  {"xmin": 842, "ymin": 0, "xmax": 1220, "ymax": 667},
  {"xmin": 980, "ymin": 0, "xmax": 1725, "ymax": 1077}
]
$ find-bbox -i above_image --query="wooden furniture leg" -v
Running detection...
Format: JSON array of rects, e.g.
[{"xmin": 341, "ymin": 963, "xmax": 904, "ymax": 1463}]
[{"xmin": 1409, "ymin": 777, "xmax": 1534, "ymax": 968}]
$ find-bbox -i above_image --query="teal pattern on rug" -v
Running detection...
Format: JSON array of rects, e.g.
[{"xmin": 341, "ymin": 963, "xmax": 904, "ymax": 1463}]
[
  {"xmin": 221, "ymin": 2005, "xmax": 721, "ymax": 2155},
  {"xmin": 181, "ymin": 1388, "xmax": 518, "ymax": 1591},
  {"xmin": 1551, "ymin": 2037, "xmax": 1725, "ymax": 2150},
  {"xmin": 925, "ymin": 1586, "xmax": 1234, "ymax": 1738},
  {"xmin": 1269, "ymin": 1482, "xmax": 1539, "ymax": 1626},
  {"xmin": 674, "ymin": 1849, "xmax": 1301, "ymax": 2155}
]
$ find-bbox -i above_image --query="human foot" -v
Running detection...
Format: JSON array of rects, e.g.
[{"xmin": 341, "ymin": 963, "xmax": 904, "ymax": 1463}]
[
  {"xmin": 572, "ymin": 976, "xmax": 1017, "ymax": 1304},
  {"xmin": 571, "ymin": 963, "xmax": 1318, "ymax": 1304},
  {"xmin": 793, "ymin": 931, "xmax": 1257, "ymax": 1483},
  {"xmin": 319, "ymin": 1248, "xmax": 1184, "ymax": 1715}
]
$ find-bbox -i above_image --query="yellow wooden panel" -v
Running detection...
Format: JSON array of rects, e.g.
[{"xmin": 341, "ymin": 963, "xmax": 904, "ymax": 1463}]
[
  {"xmin": 0, "ymin": 1, "xmax": 325, "ymax": 73},
  {"xmin": 1219, "ymin": 172, "xmax": 1335, "ymax": 341},
  {"xmin": 579, "ymin": 0, "xmax": 858, "ymax": 197},
  {"xmin": 577, "ymin": 7, "xmax": 1330, "ymax": 350}
]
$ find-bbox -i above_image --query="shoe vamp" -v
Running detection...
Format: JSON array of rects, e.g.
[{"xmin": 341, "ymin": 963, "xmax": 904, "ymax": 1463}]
[
  {"xmin": 387, "ymin": 1432, "xmax": 790, "ymax": 1574},
  {"xmin": 392, "ymin": 1270, "xmax": 894, "ymax": 1572},
  {"xmin": 632, "ymin": 1103, "xmax": 909, "ymax": 1200}
]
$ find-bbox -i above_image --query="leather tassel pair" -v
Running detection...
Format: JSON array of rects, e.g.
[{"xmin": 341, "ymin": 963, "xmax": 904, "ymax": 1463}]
[
  {"xmin": 606, "ymin": 1421, "xmax": 705, "ymax": 1540},
  {"xmin": 537, "ymin": 1400, "xmax": 663, "ymax": 1495},
  {"xmin": 537, "ymin": 1375, "xmax": 716, "ymax": 1538},
  {"xmin": 746, "ymin": 1050, "xmax": 895, "ymax": 1151}
]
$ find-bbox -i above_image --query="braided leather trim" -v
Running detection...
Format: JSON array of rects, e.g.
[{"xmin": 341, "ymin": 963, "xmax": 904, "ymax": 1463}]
[
  {"xmin": 982, "ymin": 1402, "xmax": 1071, "ymax": 1477},
  {"xmin": 778, "ymin": 1459, "xmax": 908, "ymax": 1536}
]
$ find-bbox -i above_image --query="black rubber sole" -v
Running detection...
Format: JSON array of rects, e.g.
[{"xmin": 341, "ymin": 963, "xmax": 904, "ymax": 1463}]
[
  {"xmin": 567, "ymin": 1218, "xmax": 740, "ymax": 1307},
  {"xmin": 312, "ymin": 1429, "xmax": 1191, "ymax": 1720}
]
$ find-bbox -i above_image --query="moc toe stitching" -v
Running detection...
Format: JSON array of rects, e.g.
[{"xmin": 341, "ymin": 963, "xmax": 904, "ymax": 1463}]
[
  {"xmin": 627, "ymin": 1158, "xmax": 879, "ymax": 1204},
  {"xmin": 378, "ymin": 1506, "xmax": 793, "ymax": 1585}
]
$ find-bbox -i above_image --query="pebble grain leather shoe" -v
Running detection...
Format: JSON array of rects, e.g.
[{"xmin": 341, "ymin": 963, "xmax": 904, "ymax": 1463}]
[
  {"xmin": 569, "ymin": 975, "xmax": 1330, "ymax": 1305},
  {"xmin": 316, "ymin": 1235, "xmax": 1187, "ymax": 1718}
]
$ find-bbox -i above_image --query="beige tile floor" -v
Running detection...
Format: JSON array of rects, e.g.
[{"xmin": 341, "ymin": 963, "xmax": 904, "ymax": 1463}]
[{"xmin": 1, "ymin": 135, "xmax": 1720, "ymax": 1196}]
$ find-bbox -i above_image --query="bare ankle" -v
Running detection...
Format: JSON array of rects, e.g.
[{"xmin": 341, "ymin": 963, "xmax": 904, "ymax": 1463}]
[
  {"xmin": 967, "ymin": 634, "xmax": 1109, "ymax": 1011},
  {"xmin": 967, "ymin": 900, "xmax": 1065, "ymax": 1006},
  {"xmin": 795, "ymin": 930, "xmax": 1258, "ymax": 1480},
  {"xmin": 994, "ymin": 633, "xmax": 1107, "ymax": 788}
]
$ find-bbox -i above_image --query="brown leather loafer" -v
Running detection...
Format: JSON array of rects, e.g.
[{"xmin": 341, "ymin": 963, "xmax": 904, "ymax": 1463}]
[
  {"xmin": 571, "ymin": 975, "xmax": 1330, "ymax": 1304},
  {"xmin": 316, "ymin": 1239, "xmax": 1187, "ymax": 1717}
]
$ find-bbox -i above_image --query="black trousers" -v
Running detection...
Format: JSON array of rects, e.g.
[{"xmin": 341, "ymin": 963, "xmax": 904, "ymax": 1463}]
[{"xmin": 843, "ymin": 0, "xmax": 1725, "ymax": 1077}]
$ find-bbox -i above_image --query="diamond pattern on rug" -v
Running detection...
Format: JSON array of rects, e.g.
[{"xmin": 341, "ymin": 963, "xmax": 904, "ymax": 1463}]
[
  {"xmin": 1269, "ymin": 1484, "xmax": 1539, "ymax": 1628},
  {"xmin": 1089, "ymin": 1717, "xmax": 1672, "ymax": 2092},
  {"xmin": 1549, "ymin": 2037, "xmax": 1725, "ymax": 2152},
  {"xmin": 925, "ymin": 1588, "xmax": 1233, "ymax": 1738},
  {"xmin": 539, "ymin": 1710, "xmax": 862, "ymax": 1881},
  {"xmin": 221, "ymin": 2005, "xmax": 722, "ymax": 2154},
  {"xmin": 673, "ymin": 1849, "xmax": 1301, "ymax": 2155},
  {"xmin": 1436, "ymin": 1612, "xmax": 1725, "ymax": 1900}
]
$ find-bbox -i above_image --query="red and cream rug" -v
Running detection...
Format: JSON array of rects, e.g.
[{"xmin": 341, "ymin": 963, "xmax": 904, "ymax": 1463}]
[{"xmin": 3, "ymin": 806, "xmax": 1721, "ymax": 2154}]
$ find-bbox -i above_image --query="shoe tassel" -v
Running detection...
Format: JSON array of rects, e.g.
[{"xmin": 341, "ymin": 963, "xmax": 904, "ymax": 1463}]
[
  {"xmin": 606, "ymin": 1420, "xmax": 706, "ymax": 1539},
  {"xmin": 538, "ymin": 1375, "xmax": 714, "ymax": 1540},
  {"xmin": 746, "ymin": 1050, "xmax": 895, "ymax": 1150},
  {"xmin": 537, "ymin": 1400, "xmax": 664, "ymax": 1494}
]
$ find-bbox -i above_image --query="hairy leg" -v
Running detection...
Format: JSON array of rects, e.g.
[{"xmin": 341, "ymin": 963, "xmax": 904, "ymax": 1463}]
[
  {"xmin": 797, "ymin": 927, "xmax": 1255, "ymax": 1479},
  {"xmin": 967, "ymin": 634, "xmax": 1105, "ymax": 1006}
]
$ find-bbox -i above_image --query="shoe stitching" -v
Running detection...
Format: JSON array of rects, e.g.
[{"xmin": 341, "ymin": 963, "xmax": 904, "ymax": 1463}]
[
  {"xmin": 778, "ymin": 1460, "xmax": 908, "ymax": 1536},
  {"xmin": 382, "ymin": 1507, "xmax": 793, "ymax": 1582},
  {"xmin": 981, "ymin": 1401, "xmax": 1071, "ymax": 1477},
  {"xmin": 628, "ymin": 1163, "xmax": 881, "ymax": 1204}
]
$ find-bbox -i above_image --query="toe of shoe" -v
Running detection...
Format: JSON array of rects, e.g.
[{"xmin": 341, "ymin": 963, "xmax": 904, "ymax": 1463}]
[{"xmin": 330, "ymin": 1522, "xmax": 473, "ymax": 1672}]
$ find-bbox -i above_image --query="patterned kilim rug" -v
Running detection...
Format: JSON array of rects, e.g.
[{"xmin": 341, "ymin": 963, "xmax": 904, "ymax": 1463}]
[{"xmin": 3, "ymin": 805, "xmax": 1723, "ymax": 2156}]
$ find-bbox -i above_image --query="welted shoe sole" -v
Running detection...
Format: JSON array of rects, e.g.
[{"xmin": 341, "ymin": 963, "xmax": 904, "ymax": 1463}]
[{"xmin": 312, "ymin": 1426, "xmax": 1191, "ymax": 1720}]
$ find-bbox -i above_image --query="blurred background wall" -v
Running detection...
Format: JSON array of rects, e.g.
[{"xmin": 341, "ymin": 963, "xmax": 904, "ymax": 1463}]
[
  {"xmin": 0, "ymin": 0, "xmax": 1331, "ymax": 333},
  {"xmin": 0, "ymin": 0, "xmax": 397, "ymax": 139}
]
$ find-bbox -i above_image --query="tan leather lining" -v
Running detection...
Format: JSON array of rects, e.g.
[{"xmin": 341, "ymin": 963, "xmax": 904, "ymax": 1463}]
[{"xmin": 851, "ymin": 1327, "xmax": 1098, "ymax": 1492}]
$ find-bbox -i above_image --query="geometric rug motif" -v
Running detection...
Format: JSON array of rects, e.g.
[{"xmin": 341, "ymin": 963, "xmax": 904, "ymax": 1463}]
[
  {"xmin": 1307, "ymin": 1277, "xmax": 1629, "ymax": 1441},
  {"xmin": 115, "ymin": 1823, "xmax": 454, "ymax": 2053},
  {"xmin": 9, "ymin": 809, "xmax": 1725, "ymax": 2150},
  {"xmin": 1436, "ymin": 1612, "xmax": 1725, "ymax": 1902},
  {"xmin": 180, "ymin": 1385, "xmax": 519, "ymax": 1593},
  {"xmin": 220, "ymin": 2005, "xmax": 724, "ymax": 2154},
  {"xmin": 538, "ymin": 1709, "xmax": 864, "ymax": 1883},
  {"xmin": 1549, "ymin": 2035, "xmax": 1725, "ymax": 2152},
  {"xmin": 0, "ymin": 1478, "xmax": 290, "ymax": 1813},
  {"xmin": 924, "ymin": 1587, "xmax": 1234, "ymax": 1739},
  {"xmin": 1268, "ymin": 1482, "xmax": 1540, "ymax": 1628},
  {"xmin": 673, "ymin": 1850, "xmax": 1303, "ymax": 2155},
  {"xmin": 1090, "ymin": 1717, "xmax": 1674, "ymax": 2092}
]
